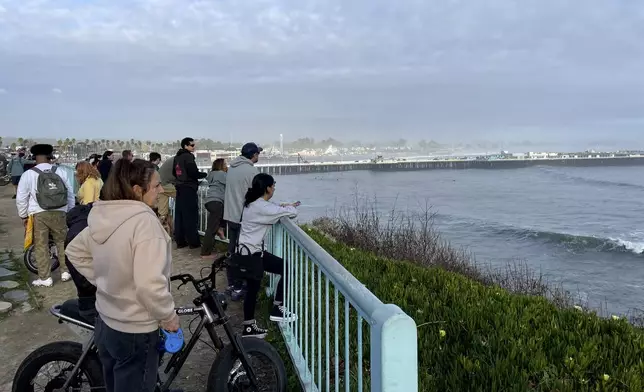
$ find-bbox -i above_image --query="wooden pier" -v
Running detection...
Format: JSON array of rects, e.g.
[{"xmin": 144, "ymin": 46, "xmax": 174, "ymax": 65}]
[{"xmin": 199, "ymin": 156, "xmax": 644, "ymax": 175}]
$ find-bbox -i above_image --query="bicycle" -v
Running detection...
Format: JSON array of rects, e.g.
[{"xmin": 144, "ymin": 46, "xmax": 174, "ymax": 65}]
[
  {"xmin": 0, "ymin": 173, "xmax": 10, "ymax": 186},
  {"xmin": 12, "ymin": 256, "xmax": 288, "ymax": 391}
]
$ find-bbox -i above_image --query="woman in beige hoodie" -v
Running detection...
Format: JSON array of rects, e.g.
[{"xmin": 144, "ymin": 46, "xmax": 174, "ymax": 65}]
[{"xmin": 66, "ymin": 158, "xmax": 179, "ymax": 392}]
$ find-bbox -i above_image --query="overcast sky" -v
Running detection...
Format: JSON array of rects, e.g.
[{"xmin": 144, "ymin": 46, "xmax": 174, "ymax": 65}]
[{"xmin": 1, "ymin": 0, "xmax": 644, "ymax": 146}]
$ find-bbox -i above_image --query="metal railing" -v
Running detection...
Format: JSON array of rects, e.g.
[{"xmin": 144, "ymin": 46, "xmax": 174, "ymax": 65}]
[
  {"xmin": 60, "ymin": 164, "xmax": 418, "ymax": 391},
  {"xmin": 265, "ymin": 219, "xmax": 418, "ymax": 391},
  {"xmin": 185, "ymin": 185, "xmax": 418, "ymax": 391},
  {"xmin": 58, "ymin": 164, "xmax": 79, "ymax": 193}
]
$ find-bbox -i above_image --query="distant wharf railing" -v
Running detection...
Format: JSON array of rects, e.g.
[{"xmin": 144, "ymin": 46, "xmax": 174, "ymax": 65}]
[
  {"xmin": 59, "ymin": 164, "xmax": 419, "ymax": 391},
  {"xmin": 194, "ymin": 155, "xmax": 644, "ymax": 176}
]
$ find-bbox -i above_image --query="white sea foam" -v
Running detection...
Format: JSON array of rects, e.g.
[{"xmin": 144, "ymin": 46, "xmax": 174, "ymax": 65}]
[{"xmin": 610, "ymin": 238, "xmax": 644, "ymax": 254}]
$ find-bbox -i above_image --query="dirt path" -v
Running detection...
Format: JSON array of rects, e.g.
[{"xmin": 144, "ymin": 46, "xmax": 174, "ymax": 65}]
[{"xmin": 0, "ymin": 185, "xmax": 244, "ymax": 391}]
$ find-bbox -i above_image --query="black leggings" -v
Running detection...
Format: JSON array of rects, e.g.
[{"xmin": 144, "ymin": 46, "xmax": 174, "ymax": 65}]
[{"xmin": 243, "ymin": 251, "xmax": 288, "ymax": 321}]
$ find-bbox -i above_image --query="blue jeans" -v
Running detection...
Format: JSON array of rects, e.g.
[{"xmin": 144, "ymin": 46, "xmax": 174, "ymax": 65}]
[{"xmin": 95, "ymin": 316, "xmax": 159, "ymax": 392}]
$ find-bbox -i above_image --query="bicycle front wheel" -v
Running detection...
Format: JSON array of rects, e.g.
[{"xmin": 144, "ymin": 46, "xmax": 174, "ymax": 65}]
[{"xmin": 207, "ymin": 338, "xmax": 287, "ymax": 392}]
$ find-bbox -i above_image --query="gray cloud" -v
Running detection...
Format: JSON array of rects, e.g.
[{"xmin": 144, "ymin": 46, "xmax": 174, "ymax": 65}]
[{"xmin": 1, "ymin": 0, "xmax": 644, "ymax": 145}]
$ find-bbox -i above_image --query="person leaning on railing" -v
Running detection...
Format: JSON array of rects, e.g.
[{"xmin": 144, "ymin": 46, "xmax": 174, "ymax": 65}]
[
  {"xmin": 201, "ymin": 158, "xmax": 228, "ymax": 258},
  {"xmin": 236, "ymin": 173, "xmax": 299, "ymax": 339}
]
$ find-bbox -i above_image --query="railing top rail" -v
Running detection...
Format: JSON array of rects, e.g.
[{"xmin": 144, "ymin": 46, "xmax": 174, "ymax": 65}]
[{"xmin": 278, "ymin": 217, "xmax": 386, "ymax": 322}]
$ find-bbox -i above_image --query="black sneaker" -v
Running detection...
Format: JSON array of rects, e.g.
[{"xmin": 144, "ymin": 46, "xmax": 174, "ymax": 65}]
[
  {"xmin": 269, "ymin": 305, "xmax": 298, "ymax": 323},
  {"xmin": 242, "ymin": 323, "xmax": 268, "ymax": 339}
]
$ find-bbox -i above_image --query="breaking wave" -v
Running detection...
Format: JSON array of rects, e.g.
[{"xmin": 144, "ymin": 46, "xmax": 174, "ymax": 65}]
[
  {"xmin": 492, "ymin": 226, "xmax": 644, "ymax": 255},
  {"xmin": 538, "ymin": 168, "xmax": 644, "ymax": 190}
]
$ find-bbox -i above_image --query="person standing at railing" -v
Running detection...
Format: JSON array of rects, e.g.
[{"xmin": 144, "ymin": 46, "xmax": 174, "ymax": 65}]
[
  {"xmin": 224, "ymin": 142, "xmax": 262, "ymax": 298},
  {"xmin": 7, "ymin": 148, "xmax": 31, "ymax": 199},
  {"xmin": 149, "ymin": 152, "xmax": 161, "ymax": 171},
  {"xmin": 173, "ymin": 137, "xmax": 207, "ymax": 248},
  {"xmin": 201, "ymin": 158, "xmax": 227, "ymax": 258},
  {"xmin": 236, "ymin": 173, "xmax": 299, "ymax": 338},
  {"xmin": 158, "ymin": 155, "xmax": 176, "ymax": 237},
  {"xmin": 87, "ymin": 153, "xmax": 101, "ymax": 169},
  {"xmin": 121, "ymin": 149, "xmax": 134, "ymax": 162},
  {"xmin": 75, "ymin": 161, "xmax": 103, "ymax": 205},
  {"xmin": 98, "ymin": 150, "xmax": 114, "ymax": 182}
]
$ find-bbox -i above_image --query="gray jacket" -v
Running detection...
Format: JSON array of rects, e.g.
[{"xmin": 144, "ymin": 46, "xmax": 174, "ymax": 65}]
[
  {"xmin": 205, "ymin": 170, "xmax": 226, "ymax": 204},
  {"xmin": 223, "ymin": 156, "xmax": 258, "ymax": 223},
  {"xmin": 8, "ymin": 156, "xmax": 29, "ymax": 177},
  {"xmin": 158, "ymin": 158, "xmax": 175, "ymax": 186}
]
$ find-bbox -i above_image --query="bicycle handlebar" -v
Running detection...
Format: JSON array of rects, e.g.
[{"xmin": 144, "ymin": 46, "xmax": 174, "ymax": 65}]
[{"xmin": 169, "ymin": 254, "xmax": 229, "ymax": 295}]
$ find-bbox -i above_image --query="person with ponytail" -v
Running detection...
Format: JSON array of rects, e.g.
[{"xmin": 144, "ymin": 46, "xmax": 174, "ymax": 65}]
[
  {"xmin": 66, "ymin": 158, "xmax": 178, "ymax": 392},
  {"xmin": 236, "ymin": 173, "xmax": 299, "ymax": 338}
]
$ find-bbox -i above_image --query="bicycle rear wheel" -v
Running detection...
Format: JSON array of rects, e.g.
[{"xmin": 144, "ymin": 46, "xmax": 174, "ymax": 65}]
[
  {"xmin": 24, "ymin": 241, "xmax": 60, "ymax": 274},
  {"xmin": 207, "ymin": 338, "xmax": 287, "ymax": 392}
]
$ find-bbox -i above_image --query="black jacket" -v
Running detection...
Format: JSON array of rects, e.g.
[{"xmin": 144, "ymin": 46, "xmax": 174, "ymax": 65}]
[
  {"xmin": 97, "ymin": 159, "xmax": 112, "ymax": 182},
  {"xmin": 173, "ymin": 149, "xmax": 206, "ymax": 189},
  {"xmin": 64, "ymin": 203, "xmax": 97, "ymax": 305}
]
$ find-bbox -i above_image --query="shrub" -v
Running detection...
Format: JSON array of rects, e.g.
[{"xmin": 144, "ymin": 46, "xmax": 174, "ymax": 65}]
[{"xmin": 304, "ymin": 227, "xmax": 644, "ymax": 391}]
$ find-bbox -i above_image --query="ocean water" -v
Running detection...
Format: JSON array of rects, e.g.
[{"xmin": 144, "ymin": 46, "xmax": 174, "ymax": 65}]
[{"xmin": 274, "ymin": 165, "xmax": 644, "ymax": 315}]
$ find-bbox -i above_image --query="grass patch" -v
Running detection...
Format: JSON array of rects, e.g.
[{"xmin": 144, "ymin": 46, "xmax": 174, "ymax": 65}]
[{"xmin": 301, "ymin": 227, "xmax": 644, "ymax": 391}]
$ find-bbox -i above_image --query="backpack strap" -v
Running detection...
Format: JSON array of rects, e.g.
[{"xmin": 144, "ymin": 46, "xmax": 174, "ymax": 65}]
[{"xmin": 32, "ymin": 167, "xmax": 43, "ymax": 175}]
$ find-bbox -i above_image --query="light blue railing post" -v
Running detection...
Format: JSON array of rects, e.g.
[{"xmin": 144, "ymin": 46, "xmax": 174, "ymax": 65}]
[
  {"xmin": 370, "ymin": 304, "xmax": 418, "ymax": 391},
  {"xmin": 60, "ymin": 164, "xmax": 78, "ymax": 193},
  {"xmin": 268, "ymin": 219, "xmax": 418, "ymax": 392}
]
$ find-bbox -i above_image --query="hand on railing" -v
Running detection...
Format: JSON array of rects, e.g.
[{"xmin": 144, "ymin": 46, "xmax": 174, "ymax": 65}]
[{"xmin": 280, "ymin": 201, "xmax": 301, "ymax": 208}]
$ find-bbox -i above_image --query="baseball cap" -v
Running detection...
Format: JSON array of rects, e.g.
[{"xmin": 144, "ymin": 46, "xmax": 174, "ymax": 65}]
[{"xmin": 241, "ymin": 142, "xmax": 263, "ymax": 158}]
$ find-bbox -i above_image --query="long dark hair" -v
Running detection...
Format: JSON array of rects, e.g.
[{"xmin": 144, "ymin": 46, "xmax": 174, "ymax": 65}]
[
  {"xmin": 244, "ymin": 173, "xmax": 275, "ymax": 207},
  {"xmin": 100, "ymin": 158, "xmax": 157, "ymax": 201}
]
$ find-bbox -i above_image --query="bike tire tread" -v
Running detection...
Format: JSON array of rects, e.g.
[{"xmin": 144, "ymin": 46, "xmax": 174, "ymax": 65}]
[
  {"xmin": 206, "ymin": 338, "xmax": 287, "ymax": 392},
  {"xmin": 12, "ymin": 341, "xmax": 104, "ymax": 392}
]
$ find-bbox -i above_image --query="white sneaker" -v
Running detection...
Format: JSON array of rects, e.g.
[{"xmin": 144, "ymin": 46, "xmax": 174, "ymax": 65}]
[
  {"xmin": 61, "ymin": 272, "xmax": 72, "ymax": 282},
  {"xmin": 32, "ymin": 277, "xmax": 53, "ymax": 287}
]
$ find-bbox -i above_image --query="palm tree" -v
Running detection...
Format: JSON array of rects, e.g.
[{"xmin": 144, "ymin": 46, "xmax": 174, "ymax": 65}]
[{"xmin": 17, "ymin": 137, "xmax": 24, "ymax": 146}]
